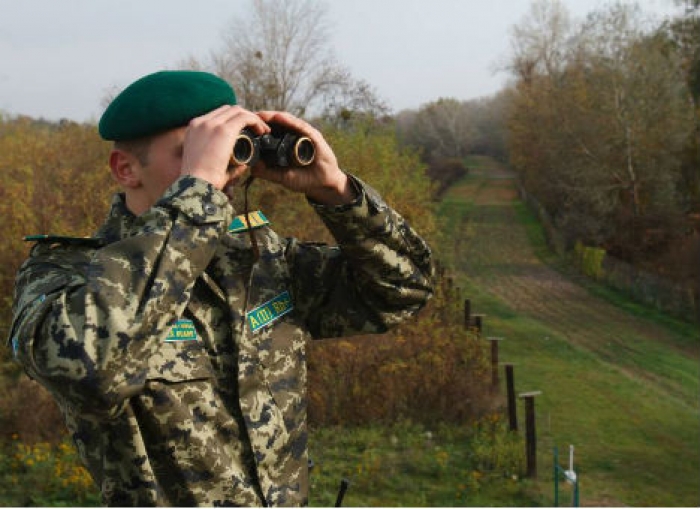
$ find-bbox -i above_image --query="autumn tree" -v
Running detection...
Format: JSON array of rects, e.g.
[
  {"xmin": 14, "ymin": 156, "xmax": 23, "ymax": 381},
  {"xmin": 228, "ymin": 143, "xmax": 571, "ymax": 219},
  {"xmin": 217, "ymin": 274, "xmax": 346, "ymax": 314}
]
[
  {"xmin": 409, "ymin": 98, "xmax": 476, "ymax": 160},
  {"xmin": 663, "ymin": 1, "xmax": 700, "ymax": 210},
  {"xmin": 506, "ymin": 1, "xmax": 696, "ymax": 261}
]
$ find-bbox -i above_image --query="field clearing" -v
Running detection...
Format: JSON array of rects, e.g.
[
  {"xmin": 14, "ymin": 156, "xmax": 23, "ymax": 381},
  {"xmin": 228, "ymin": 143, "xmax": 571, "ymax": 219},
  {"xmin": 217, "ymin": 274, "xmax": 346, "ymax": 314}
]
[{"xmin": 440, "ymin": 157, "xmax": 699, "ymax": 506}]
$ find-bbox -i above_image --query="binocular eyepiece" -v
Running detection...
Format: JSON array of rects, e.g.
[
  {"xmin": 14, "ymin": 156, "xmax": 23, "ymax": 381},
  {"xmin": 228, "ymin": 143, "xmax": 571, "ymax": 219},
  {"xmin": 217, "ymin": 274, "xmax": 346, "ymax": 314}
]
[{"xmin": 232, "ymin": 124, "xmax": 315, "ymax": 168}]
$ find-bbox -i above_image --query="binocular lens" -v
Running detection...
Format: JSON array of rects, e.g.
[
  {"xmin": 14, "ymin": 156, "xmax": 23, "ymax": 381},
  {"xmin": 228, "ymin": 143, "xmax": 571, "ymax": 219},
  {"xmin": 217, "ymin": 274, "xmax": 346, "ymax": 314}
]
[
  {"xmin": 232, "ymin": 134, "xmax": 256, "ymax": 165},
  {"xmin": 293, "ymin": 138, "xmax": 315, "ymax": 167},
  {"xmin": 231, "ymin": 126, "xmax": 316, "ymax": 167}
]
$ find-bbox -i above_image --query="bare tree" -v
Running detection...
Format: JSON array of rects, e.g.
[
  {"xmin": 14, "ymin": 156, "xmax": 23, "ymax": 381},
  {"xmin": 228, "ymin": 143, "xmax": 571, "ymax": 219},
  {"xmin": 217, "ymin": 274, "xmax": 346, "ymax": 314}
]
[
  {"xmin": 184, "ymin": 0, "xmax": 388, "ymax": 118},
  {"xmin": 508, "ymin": 0, "xmax": 572, "ymax": 83},
  {"xmin": 396, "ymin": 98, "xmax": 476, "ymax": 161}
]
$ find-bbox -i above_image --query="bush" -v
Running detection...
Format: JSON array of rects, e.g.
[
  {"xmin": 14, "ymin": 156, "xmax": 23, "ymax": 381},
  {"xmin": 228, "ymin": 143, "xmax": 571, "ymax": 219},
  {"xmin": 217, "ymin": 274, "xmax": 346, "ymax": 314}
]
[
  {"xmin": 0, "ymin": 375, "xmax": 65, "ymax": 444},
  {"xmin": 574, "ymin": 241, "xmax": 606, "ymax": 280},
  {"xmin": 425, "ymin": 158, "xmax": 469, "ymax": 199},
  {"xmin": 308, "ymin": 269, "xmax": 494, "ymax": 427}
]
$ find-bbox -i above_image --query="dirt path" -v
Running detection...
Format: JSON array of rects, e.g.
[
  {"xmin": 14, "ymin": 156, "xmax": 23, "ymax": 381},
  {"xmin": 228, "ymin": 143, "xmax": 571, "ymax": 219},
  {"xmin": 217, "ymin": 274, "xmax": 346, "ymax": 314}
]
[{"xmin": 442, "ymin": 159, "xmax": 699, "ymax": 505}]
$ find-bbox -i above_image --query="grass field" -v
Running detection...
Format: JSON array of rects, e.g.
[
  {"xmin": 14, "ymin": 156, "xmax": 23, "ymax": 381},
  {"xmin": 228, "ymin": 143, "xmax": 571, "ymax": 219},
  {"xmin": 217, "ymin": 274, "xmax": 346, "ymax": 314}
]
[
  {"xmin": 435, "ymin": 156, "xmax": 699, "ymax": 506},
  {"xmin": 308, "ymin": 419, "xmax": 543, "ymax": 507}
]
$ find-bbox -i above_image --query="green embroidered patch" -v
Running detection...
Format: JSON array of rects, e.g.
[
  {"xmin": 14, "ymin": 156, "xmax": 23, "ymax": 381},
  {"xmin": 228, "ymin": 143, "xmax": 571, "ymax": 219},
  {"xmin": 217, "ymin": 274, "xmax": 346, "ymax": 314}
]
[
  {"xmin": 247, "ymin": 291, "xmax": 293, "ymax": 332},
  {"xmin": 166, "ymin": 319, "xmax": 198, "ymax": 342}
]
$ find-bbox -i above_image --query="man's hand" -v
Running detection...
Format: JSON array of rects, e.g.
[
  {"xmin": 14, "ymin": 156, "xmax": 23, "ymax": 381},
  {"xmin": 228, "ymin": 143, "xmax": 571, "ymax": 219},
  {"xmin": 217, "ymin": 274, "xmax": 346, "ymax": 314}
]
[
  {"xmin": 252, "ymin": 112, "xmax": 358, "ymax": 206},
  {"xmin": 181, "ymin": 105, "xmax": 269, "ymax": 190}
]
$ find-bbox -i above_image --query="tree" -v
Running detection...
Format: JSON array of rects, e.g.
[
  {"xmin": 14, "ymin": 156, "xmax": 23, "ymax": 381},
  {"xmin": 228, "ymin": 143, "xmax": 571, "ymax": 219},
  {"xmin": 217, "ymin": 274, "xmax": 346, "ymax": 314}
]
[
  {"xmin": 506, "ymin": 1, "xmax": 695, "ymax": 260},
  {"xmin": 395, "ymin": 92, "xmax": 511, "ymax": 164},
  {"xmin": 664, "ymin": 2, "xmax": 700, "ymax": 211},
  {"xmin": 507, "ymin": 0, "xmax": 572, "ymax": 83},
  {"xmin": 395, "ymin": 98, "xmax": 476, "ymax": 161},
  {"xmin": 462, "ymin": 92, "xmax": 512, "ymax": 162},
  {"xmin": 184, "ymin": 0, "xmax": 387, "ymax": 119}
]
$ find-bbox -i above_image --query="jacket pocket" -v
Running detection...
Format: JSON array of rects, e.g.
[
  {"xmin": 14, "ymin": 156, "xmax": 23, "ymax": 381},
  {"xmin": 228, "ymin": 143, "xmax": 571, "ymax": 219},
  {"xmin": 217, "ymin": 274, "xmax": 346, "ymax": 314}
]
[{"xmin": 146, "ymin": 337, "xmax": 214, "ymax": 383}]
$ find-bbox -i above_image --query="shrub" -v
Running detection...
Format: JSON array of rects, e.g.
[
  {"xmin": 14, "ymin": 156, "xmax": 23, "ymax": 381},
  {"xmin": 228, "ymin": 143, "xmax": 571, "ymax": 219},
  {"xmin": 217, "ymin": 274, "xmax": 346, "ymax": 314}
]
[
  {"xmin": 574, "ymin": 241, "xmax": 606, "ymax": 280},
  {"xmin": 425, "ymin": 158, "xmax": 469, "ymax": 199},
  {"xmin": 0, "ymin": 375, "xmax": 65, "ymax": 444},
  {"xmin": 308, "ymin": 270, "xmax": 494, "ymax": 427}
]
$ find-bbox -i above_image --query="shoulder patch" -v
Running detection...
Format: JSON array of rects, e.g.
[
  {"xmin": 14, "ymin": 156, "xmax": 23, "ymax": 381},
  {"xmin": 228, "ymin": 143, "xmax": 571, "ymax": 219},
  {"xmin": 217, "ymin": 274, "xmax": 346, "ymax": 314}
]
[
  {"xmin": 228, "ymin": 210, "xmax": 270, "ymax": 234},
  {"xmin": 24, "ymin": 235, "xmax": 105, "ymax": 247},
  {"xmin": 247, "ymin": 290, "xmax": 293, "ymax": 332}
]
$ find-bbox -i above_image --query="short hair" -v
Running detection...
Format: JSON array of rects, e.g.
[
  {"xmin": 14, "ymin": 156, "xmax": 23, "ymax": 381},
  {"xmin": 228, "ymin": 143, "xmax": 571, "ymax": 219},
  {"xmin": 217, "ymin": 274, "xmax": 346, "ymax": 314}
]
[{"xmin": 114, "ymin": 136, "xmax": 152, "ymax": 166}]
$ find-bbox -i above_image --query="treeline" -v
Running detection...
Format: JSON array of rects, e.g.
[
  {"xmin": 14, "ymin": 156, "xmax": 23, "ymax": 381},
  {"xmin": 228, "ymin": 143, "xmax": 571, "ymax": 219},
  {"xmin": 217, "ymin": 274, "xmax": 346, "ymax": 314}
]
[
  {"xmin": 394, "ymin": 94, "xmax": 510, "ymax": 197},
  {"xmin": 395, "ymin": 95, "xmax": 510, "ymax": 164},
  {"xmin": 505, "ymin": 1, "xmax": 699, "ymax": 281},
  {"xmin": 395, "ymin": 1, "xmax": 699, "ymax": 288}
]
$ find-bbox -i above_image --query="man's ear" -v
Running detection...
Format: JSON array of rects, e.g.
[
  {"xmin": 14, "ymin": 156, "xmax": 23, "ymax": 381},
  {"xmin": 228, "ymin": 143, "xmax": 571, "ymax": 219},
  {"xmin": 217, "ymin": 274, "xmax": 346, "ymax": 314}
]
[{"xmin": 109, "ymin": 149, "xmax": 141, "ymax": 188}]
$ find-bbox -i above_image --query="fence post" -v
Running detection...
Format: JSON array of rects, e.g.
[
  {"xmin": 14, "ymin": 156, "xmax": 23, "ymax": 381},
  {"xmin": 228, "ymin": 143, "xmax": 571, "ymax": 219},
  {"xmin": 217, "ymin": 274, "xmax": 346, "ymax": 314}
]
[
  {"xmin": 519, "ymin": 391, "xmax": 542, "ymax": 478},
  {"xmin": 464, "ymin": 298, "xmax": 485, "ymax": 334},
  {"xmin": 473, "ymin": 314, "xmax": 484, "ymax": 334},
  {"xmin": 553, "ymin": 445, "xmax": 579, "ymax": 507},
  {"xmin": 486, "ymin": 337, "xmax": 503, "ymax": 391},
  {"xmin": 554, "ymin": 446, "xmax": 560, "ymax": 507},
  {"xmin": 463, "ymin": 299, "xmax": 471, "ymax": 329},
  {"xmin": 504, "ymin": 363, "xmax": 517, "ymax": 431}
]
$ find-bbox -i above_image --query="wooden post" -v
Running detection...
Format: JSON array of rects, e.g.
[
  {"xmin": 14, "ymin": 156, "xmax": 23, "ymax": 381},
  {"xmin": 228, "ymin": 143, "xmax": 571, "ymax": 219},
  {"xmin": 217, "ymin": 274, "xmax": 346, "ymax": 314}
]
[
  {"xmin": 519, "ymin": 391, "xmax": 542, "ymax": 478},
  {"xmin": 464, "ymin": 299, "xmax": 485, "ymax": 334},
  {"xmin": 486, "ymin": 337, "xmax": 503, "ymax": 390},
  {"xmin": 463, "ymin": 299, "xmax": 471, "ymax": 329},
  {"xmin": 504, "ymin": 363, "xmax": 517, "ymax": 431},
  {"xmin": 473, "ymin": 314, "xmax": 483, "ymax": 333}
]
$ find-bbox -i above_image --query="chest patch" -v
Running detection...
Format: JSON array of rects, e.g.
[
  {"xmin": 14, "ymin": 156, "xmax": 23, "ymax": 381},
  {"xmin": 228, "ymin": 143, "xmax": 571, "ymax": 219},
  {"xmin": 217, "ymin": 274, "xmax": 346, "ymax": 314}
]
[
  {"xmin": 228, "ymin": 210, "xmax": 269, "ymax": 233},
  {"xmin": 165, "ymin": 319, "xmax": 198, "ymax": 342},
  {"xmin": 247, "ymin": 291, "xmax": 293, "ymax": 332}
]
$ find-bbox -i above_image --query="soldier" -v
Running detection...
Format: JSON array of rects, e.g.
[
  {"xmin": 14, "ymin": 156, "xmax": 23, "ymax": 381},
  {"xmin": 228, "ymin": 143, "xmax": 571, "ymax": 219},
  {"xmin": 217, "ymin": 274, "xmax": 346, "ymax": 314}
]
[{"xmin": 8, "ymin": 70, "xmax": 434, "ymax": 506}]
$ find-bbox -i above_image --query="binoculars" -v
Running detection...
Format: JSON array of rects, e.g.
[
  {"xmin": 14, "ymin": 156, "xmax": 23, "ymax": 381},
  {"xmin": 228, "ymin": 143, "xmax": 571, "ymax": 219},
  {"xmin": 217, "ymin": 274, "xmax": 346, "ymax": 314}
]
[{"xmin": 232, "ymin": 124, "xmax": 315, "ymax": 168}]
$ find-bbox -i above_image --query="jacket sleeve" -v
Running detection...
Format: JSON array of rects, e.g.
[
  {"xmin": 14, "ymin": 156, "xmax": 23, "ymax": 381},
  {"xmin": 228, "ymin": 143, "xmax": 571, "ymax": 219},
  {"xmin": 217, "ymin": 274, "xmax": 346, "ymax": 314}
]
[
  {"xmin": 286, "ymin": 175, "xmax": 435, "ymax": 339},
  {"xmin": 8, "ymin": 176, "xmax": 231, "ymax": 420}
]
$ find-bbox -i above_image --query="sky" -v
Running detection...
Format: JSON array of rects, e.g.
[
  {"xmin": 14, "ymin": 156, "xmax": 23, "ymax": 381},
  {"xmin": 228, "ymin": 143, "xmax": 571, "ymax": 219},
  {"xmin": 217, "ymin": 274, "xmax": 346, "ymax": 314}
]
[{"xmin": 0, "ymin": 0, "xmax": 684, "ymax": 123}]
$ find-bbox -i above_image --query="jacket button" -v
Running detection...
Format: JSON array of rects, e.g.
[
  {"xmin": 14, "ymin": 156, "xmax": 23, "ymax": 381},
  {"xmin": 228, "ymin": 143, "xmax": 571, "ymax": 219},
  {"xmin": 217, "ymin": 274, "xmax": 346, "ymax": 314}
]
[{"xmin": 203, "ymin": 203, "xmax": 217, "ymax": 215}]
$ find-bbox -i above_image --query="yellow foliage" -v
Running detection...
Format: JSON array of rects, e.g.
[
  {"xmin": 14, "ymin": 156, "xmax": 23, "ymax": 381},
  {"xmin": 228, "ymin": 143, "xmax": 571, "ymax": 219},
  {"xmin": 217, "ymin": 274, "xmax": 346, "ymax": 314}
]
[
  {"xmin": 574, "ymin": 241, "xmax": 607, "ymax": 280},
  {"xmin": 2, "ymin": 436, "xmax": 97, "ymax": 504}
]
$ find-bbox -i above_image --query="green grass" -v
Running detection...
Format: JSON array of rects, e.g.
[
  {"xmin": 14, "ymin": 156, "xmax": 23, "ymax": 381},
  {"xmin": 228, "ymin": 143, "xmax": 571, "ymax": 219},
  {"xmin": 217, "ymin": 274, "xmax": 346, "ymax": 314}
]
[
  {"xmin": 309, "ymin": 420, "xmax": 545, "ymax": 507},
  {"xmin": 436, "ymin": 159, "xmax": 699, "ymax": 506},
  {"xmin": 478, "ymin": 299, "xmax": 700, "ymax": 506},
  {"xmin": 512, "ymin": 200, "xmax": 699, "ymax": 341}
]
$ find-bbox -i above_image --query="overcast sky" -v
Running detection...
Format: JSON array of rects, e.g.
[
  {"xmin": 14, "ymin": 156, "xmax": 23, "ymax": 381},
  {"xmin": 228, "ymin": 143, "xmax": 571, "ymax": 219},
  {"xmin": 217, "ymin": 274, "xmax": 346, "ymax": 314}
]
[{"xmin": 0, "ymin": 0, "xmax": 682, "ymax": 122}]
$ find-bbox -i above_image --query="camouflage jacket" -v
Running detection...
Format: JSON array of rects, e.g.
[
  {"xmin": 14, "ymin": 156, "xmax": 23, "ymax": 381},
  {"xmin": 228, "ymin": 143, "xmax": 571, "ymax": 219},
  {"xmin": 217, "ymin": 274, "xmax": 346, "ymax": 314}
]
[{"xmin": 9, "ymin": 175, "xmax": 434, "ymax": 506}]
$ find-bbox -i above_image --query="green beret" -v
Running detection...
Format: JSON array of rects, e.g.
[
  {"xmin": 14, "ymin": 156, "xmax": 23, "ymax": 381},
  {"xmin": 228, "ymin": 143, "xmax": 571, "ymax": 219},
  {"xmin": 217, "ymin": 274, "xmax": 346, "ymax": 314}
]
[{"xmin": 98, "ymin": 70, "xmax": 237, "ymax": 141}]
